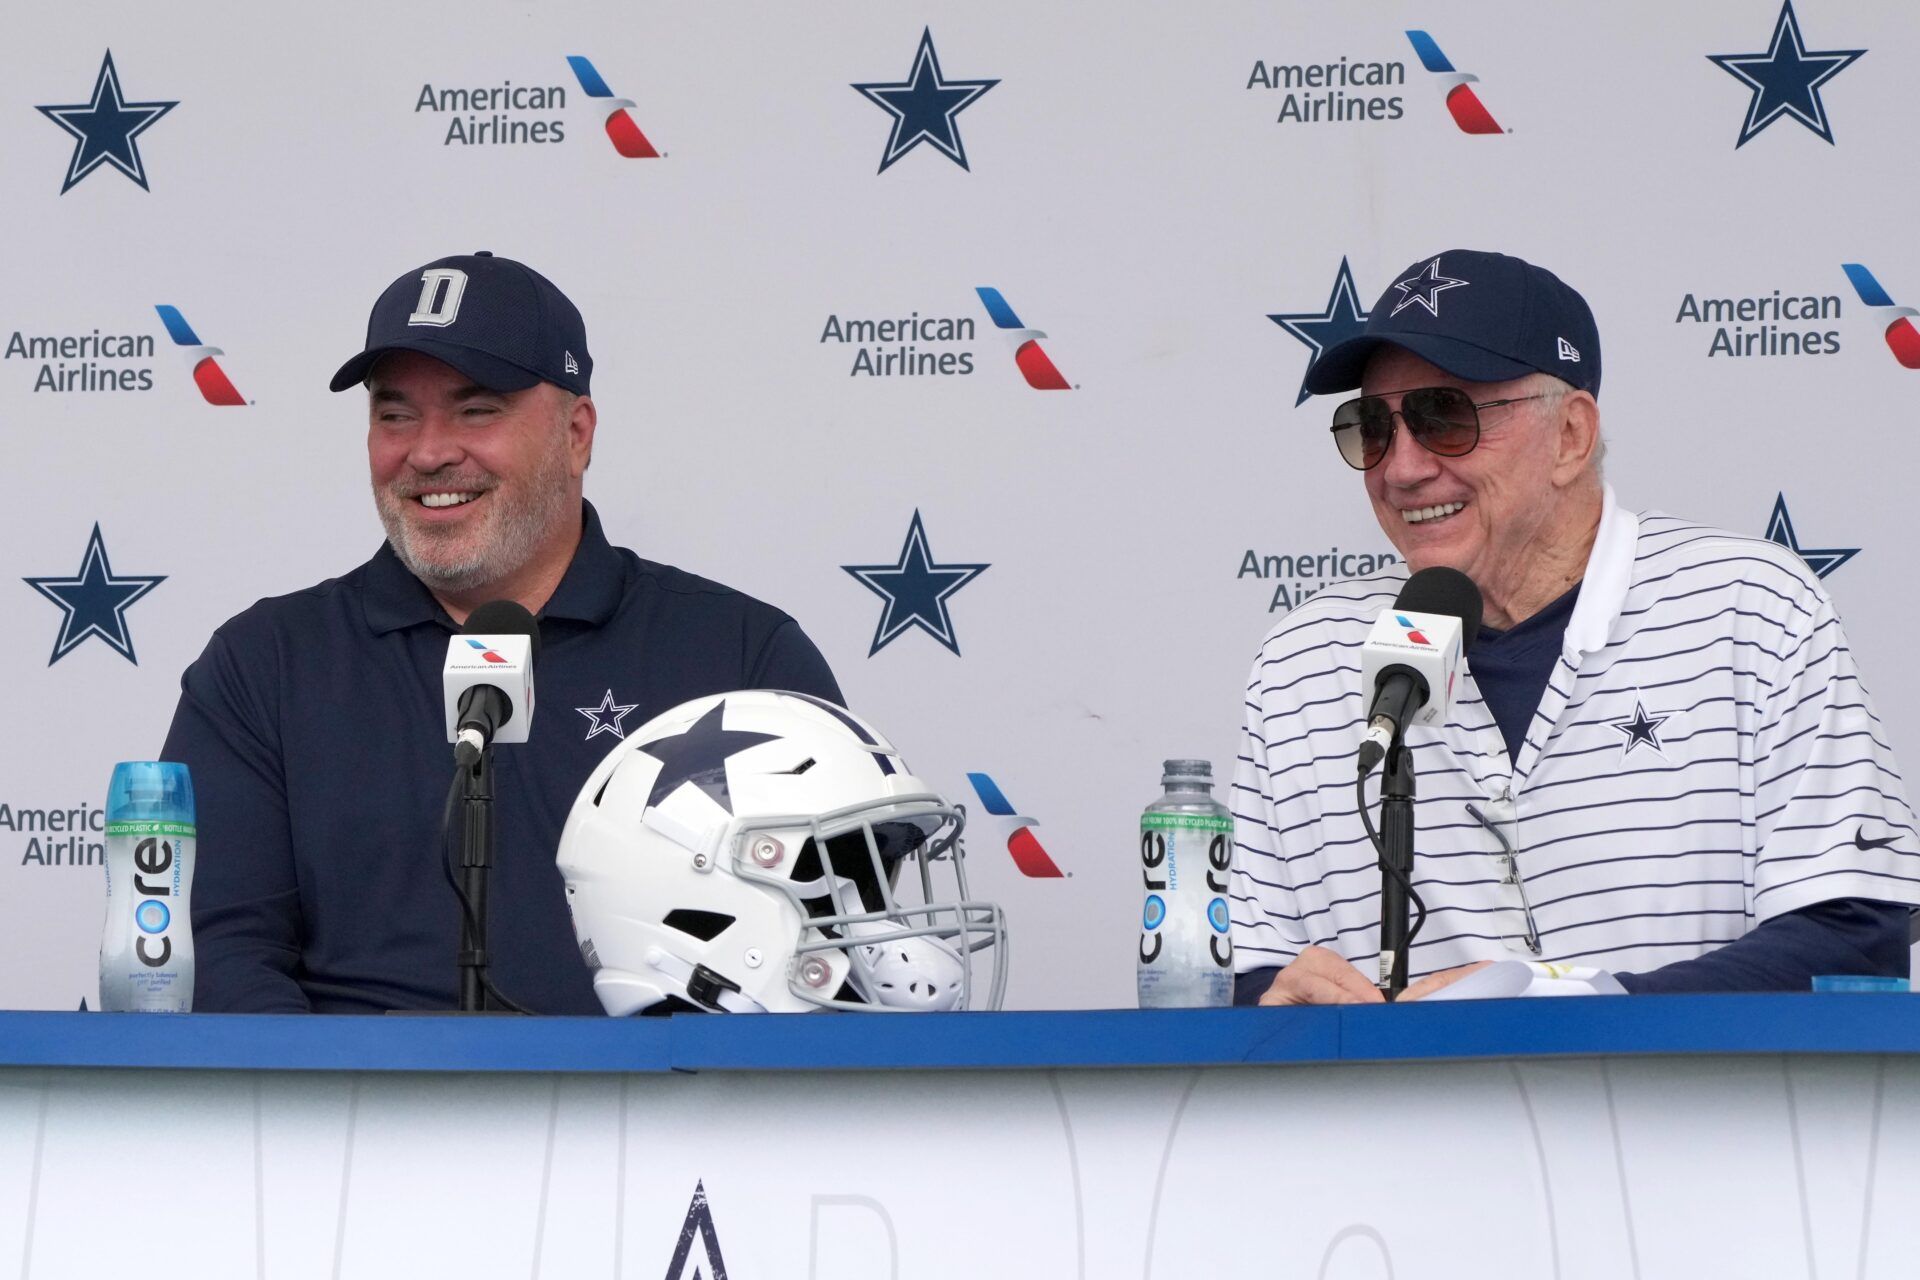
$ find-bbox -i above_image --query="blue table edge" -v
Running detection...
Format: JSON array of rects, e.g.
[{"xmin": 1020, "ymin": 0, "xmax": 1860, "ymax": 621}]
[{"xmin": 2, "ymin": 994, "xmax": 1918, "ymax": 1074}]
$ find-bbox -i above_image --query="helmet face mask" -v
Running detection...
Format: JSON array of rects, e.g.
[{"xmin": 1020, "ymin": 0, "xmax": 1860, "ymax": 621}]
[
  {"xmin": 556, "ymin": 691, "xmax": 1007, "ymax": 1015},
  {"xmin": 737, "ymin": 798, "xmax": 1005, "ymax": 1011}
]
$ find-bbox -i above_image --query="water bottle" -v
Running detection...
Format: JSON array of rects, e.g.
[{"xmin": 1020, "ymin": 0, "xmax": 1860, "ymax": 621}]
[
  {"xmin": 1137, "ymin": 759, "xmax": 1234, "ymax": 1008},
  {"xmin": 100, "ymin": 762, "xmax": 196, "ymax": 1012}
]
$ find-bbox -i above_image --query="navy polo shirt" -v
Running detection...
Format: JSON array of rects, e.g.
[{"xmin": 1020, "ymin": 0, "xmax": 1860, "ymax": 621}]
[{"xmin": 161, "ymin": 502, "xmax": 842, "ymax": 1015}]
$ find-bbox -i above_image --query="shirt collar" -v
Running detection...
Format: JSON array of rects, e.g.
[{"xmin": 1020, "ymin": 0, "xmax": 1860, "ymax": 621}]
[
  {"xmin": 1563, "ymin": 483, "xmax": 1637, "ymax": 658},
  {"xmin": 359, "ymin": 499, "xmax": 625, "ymax": 636}
]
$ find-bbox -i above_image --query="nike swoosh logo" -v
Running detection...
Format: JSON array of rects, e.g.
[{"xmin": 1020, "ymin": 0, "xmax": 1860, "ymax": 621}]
[{"xmin": 1855, "ymin": 825, "xmax": 1899, "ymax": 851}]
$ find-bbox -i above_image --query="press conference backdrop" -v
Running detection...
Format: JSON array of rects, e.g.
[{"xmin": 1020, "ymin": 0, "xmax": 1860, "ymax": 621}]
[{"xmin": 2, "ymin": 1, "xmax": 1915, "ymax": 1011}]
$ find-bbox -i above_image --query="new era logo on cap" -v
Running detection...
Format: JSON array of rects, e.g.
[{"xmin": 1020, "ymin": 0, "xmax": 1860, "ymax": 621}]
[
  {"xmin": 329, "ymin": 251, "xmax": 593, "ymax": 396},
  {"xmin": 1557, "ymin": 337, "xmax": 1581, "ymax": 362}
]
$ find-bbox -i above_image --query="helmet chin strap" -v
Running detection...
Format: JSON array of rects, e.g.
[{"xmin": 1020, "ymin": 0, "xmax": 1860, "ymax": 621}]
[{"xmin": 643, "ymin": 946, "xmax": 767, "ymax": 1014}]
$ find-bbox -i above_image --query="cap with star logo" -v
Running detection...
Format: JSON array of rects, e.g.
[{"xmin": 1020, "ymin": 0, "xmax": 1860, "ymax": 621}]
[
  {"xmin": 329, "ymin": 250, "xmax": 592, "ymax": 396},
  {"xmin": 1303, "ymin": 249, "xmax": 1601, "ymax": 398}
]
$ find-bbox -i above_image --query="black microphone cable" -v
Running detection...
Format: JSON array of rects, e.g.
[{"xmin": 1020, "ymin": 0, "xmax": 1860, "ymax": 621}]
[
  {"xmin": 1357, "ymin": 768, "xmax": 1426, "ymax": 968},
  {"xmin": 439, "ymin": 767, "xmax": 534, "ymax": 1015}
]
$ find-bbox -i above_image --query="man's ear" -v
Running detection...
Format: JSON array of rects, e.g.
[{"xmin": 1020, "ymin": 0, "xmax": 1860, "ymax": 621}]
[
  {"xmin": 569, "ymin": 395, "xmax": 597, "ymax": 475},
  {"xmin": 1552, "ymin": 391, "xmax": 1600, "ymax": 486}
]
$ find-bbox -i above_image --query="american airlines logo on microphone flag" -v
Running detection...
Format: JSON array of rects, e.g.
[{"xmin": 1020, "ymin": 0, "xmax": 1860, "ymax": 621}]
[
  {"xmin": 465, "ymin": 638, "xmax": 508, "ymax": 664},
  {"xmin": 1363, "ymin": 606, "xmax": 1464, "ymax": 725}
]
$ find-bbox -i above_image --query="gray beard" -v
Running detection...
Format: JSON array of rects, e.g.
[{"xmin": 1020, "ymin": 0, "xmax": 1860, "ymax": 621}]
[{"xmin": 373, "ymin": 435, "xmax": 574, "ymax": 596}]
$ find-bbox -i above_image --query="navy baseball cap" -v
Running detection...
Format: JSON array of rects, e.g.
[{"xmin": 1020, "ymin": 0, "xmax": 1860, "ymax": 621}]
[
  {"xmin": 1303, "ymin": 249, "xmax": 1600, "ymax": 398},
  {"xmin": 329, "ymin": 251, "xmax": 593, "ymax": 396}
]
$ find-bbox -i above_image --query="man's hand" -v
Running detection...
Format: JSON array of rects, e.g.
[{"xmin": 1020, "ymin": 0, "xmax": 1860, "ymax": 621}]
[
  {"xmin": 1398, "ymin": 961, "xmax": 1492, "ymax": 1001},
  {"xmin": 1257, "ymin": 946, "xmax": 1387, "ymax": 1005}
]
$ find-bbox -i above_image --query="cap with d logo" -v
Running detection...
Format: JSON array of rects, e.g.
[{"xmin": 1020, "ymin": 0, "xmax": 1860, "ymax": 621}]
[
  {"xmin": 1302, "ymin": 249, "xmax": 1601, "ymax": 398},
  {"xmin": 329, "ymin": 251, "xmax": 593, "ymax": 395}
]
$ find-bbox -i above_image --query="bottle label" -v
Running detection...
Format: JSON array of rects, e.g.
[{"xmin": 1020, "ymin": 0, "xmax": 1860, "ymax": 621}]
[
  {"xmin": 1139, "ymin": 811, "xmax": 1235, "ymax": 992},
  {"xmin": 105, "ymin": 819, "xmax": 196, "ymax": 838}
]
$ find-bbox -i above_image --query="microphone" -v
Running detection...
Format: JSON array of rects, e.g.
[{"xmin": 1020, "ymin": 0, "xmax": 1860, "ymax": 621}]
[
  {"xmin": 443, "ymin": 600, "xmax": 541, "ymax": 766},
  {"xmin": 1357, "ymin": 568, "xmax": 1483, "ymax": 775}
]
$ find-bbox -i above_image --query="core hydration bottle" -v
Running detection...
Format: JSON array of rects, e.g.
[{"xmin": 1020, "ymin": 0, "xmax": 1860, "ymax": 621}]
[
  {"xmin": 100, "ymin": 762, "xmax": 196, "ymax": 1013},
  {"xmin": 1137, "ymin": 759, "xmax": 1234, "ymax": 1008}
]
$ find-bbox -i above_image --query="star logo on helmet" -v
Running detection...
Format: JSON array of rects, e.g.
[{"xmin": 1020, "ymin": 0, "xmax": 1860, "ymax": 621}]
[
  {"xmin": 1389, "ymin": 255, "xmax": 1468, "ymax": 318},
  {"xmin": 636, "ymin": 701, "xmax": 780, "ymax": 813}
]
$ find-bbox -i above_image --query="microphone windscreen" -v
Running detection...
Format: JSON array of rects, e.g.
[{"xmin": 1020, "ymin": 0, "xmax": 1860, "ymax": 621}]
[
  {"xmin": 1394, "ymin": 567, "xmax": 1484, "ymax": 653},
  {"xmin": 463, "ymin": 599, "xmax": 542, "ymax": 660}
]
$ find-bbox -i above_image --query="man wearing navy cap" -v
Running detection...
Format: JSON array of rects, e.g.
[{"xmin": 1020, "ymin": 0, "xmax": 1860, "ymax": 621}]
[
  {"xmin": 162, "ymin": 252, "xmax": 844, "ymax": 1014},
  {"xmin": 1230, "ymin": 249, "xmax": 1919, "ymax": 1004}
]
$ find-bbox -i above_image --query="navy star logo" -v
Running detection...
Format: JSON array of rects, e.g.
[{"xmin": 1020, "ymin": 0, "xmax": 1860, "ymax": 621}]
[
  {"xmin": 1708, "ymin": 1, "xmax": 1864, "ymax": 149},
  {"xmin": 23, "ymin": 524, "xmax": 166, "ymax": 666},
  {"xmin": 635, "ymin": 701, "xmax": 780, "ymax": 814},
  {"xmin": 1270, "ymin": 257, "xmax": 1371, "ymax": 408},
  {"xmin": 576, "ymin": 689, "xmax": 639, "ymax": 742},
  {"xmin": 1609, "ymin": 699, "xmax": 1670, "ymax": 759},
  {"xmin": 1389, "ymin": 255, "xmax": 1468, "ymax": 318},
  {"xmin": 1766, "ymin": 492, "xmax": 1858, "ymax": 579},
  {"xmin": 36, "ymin": 51, "xmax": 179, "ymax": 194},
  {"xmin": 852, "ymin": 28, "xmax": 999, "ymax": 174},
  {"xmin": 843, "ymin": 510, "xmax": 989, "ymax": 657}
]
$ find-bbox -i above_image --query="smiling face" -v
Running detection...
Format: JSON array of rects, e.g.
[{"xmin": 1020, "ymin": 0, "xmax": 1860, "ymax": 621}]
[
  {"xmin": 366, "ymin": 350, "xmax": 594, "ymax": 610},
  {"xmin": 1357, "ymin": 347, "xmax": 1599, "ymax": 622}
]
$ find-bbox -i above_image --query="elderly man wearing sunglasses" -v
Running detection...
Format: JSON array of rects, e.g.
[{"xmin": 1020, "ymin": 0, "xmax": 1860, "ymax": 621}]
[{"xmin": 1231, "ymin": 249, "xmax": 1917, "ymax": 1005}]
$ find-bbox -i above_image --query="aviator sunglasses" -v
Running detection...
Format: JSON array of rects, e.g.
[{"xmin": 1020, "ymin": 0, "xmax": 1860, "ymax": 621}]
[{"xmin": 1329, "ymin": 386, "xmax": 1552, "ymax": 471}]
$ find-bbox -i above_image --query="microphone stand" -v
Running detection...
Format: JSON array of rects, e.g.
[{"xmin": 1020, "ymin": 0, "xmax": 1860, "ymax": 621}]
[
  {"xmin": 458, "ymin": 746, "xmax": 495, "ymax": 1012},
  {"xmin": 1376, "ymin": 738, "xmax": 1417, "ymax": 1000}
]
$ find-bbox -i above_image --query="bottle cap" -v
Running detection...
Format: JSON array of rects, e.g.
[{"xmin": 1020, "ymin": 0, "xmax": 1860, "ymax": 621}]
[
  {"xmin": 1161, "ymin": 758, "xmax": 1213, "ymax": 784},
  {"xmin": 106, "ymin": 761, "xmax": 196, "ymax": 822}
]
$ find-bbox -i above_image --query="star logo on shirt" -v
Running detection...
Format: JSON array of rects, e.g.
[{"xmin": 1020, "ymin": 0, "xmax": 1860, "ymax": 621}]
[
  {"xmin": 1388, "ymin": 255, "xmax": 1468, "ymax": 318},
  {"xmin": 576, "ymin": 689, "xmax": 639, "ymax": 742},
  {"xmin": 1708, "ymin": 0, "xmax": 1864, "ymax": 149},
  {"xmin": 23, "ymin": 523, "xmax": 166, "ymax": 666},
  {"xmin": 36, "ymin": 51, "xmax": 179, "ymax": 194},
  {"xmin": 1608, "ymin": 699, "xmax": 1670, "ymax": 759},
  {"xmin": 843, "ymin": 510, "xmax": 989, "ymax": 657},
  {"xmin": 1270, "ymin": 257, "xmax": 1370, "ymax": 407},
  {"xmin": 635, "ymin": 701, "xmax": 780, "ymax": 814},
  {"xmin": 852, "ymin": 28, "xmax": 999, "ymax": 174},
  {"xmin": 1765, "ymin": 492, "xmax": 1859, "ymax": 579}
]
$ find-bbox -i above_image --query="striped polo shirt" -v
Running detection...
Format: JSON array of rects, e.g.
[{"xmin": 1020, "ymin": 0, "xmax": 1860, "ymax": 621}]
[{"xmin": 1229, "ymin": 485, "xmax": 1920, "ymax": 980}]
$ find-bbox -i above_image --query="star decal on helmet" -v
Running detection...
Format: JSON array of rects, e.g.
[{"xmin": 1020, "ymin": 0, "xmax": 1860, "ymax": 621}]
[{"xmin": 635, "ymin": 701, "xmax": 780, "ymax": 813}]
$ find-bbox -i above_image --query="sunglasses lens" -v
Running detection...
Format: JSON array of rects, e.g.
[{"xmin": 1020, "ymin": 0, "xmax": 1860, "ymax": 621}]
[
  {"xmin": 1402, "ymin": 388, "xmax": 1479, "ymax": 456},
  {"xmin": 1331, "ymin": 397, "xmax": 1395, "ymax": 469}
]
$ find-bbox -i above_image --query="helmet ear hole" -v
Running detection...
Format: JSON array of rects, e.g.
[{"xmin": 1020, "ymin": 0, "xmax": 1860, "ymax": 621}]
[{"xmin": 661, "ymin": 909, "xmax": 736, "ymax": 941}]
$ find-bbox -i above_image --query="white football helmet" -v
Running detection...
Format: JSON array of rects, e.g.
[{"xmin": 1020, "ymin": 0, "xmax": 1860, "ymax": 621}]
[{"xmin": 556, "ymin": 690, "xmax": 1006, "ymax": 1014}]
